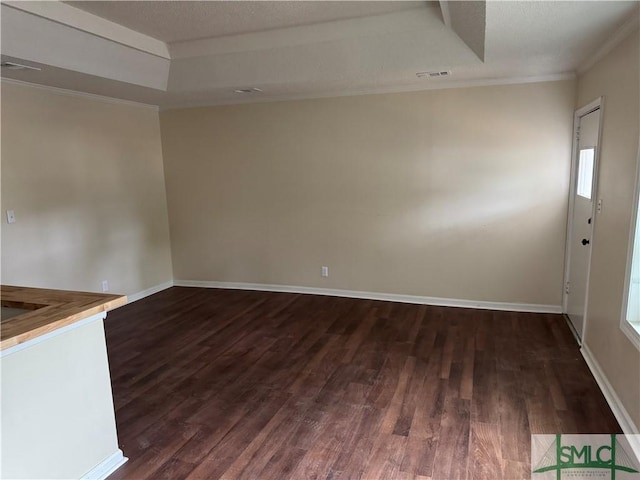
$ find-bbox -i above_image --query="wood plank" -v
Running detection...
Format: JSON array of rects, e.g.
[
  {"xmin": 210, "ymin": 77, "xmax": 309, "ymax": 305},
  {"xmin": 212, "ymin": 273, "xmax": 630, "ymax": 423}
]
[
  {"xmin": 380, "ymin": 356, "xmax": 415, "ymax": 434},
  {"xmin": 360, "ymin": 433, "xmax": 407, "ymax": 480},
  {"xmin": 468, "ymin": 421, "xmax": 503, "ymax": 480},
  {"xmin": 431, "ymin": 397, "xmax": 471, "ymax": 480}
]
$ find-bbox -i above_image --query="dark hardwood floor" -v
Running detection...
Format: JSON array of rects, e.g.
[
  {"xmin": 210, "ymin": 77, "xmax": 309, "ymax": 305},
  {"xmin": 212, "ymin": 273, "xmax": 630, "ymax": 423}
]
[{"xmin": 104, "ymin": 287, "xmax": 621, "ymax": 480}]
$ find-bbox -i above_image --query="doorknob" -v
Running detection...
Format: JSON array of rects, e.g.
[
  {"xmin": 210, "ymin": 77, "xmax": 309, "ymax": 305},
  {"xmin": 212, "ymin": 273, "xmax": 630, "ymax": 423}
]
[{"xmin": 582, "ymin": 238, "xmax": 590, "ymax": 245}]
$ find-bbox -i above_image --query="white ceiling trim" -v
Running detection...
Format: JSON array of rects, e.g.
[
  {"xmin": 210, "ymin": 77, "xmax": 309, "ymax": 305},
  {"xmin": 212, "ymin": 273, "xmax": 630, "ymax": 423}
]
[
  {"xmin": 1, "ymin": 77, "xmax": 160, "ymax": 111},
  {"xmin": 3, "ymin": 1, "xmax": 170, "ymax": 59},
  {"xmin": 1, "ymin": 5, "xmax": 169, "ymax": 91},
  {"xmin": 577, "ymin": 9, "xmax": 639, "ymax": 75},
  {"xmin": 170, "ymin": 7, "xmax": 430, "ymax": 59},
  {"xmin": 438, "ymin": 0, "xmax": 452, "ymax": 28},
  {"xmin": 160, "ymin": 72, "xmax": 576, "ymax": 111},
  {"xmin": 447, "ymin": 0, "xmax": 486, "ymax": 61}
]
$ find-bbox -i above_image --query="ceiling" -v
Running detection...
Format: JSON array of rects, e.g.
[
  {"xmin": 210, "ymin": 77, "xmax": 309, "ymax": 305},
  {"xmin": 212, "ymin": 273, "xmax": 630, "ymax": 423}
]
[
  {"xmin": 66, "ymin": 1, "xmax": 427, "ymax": 43},
  {"xmin": 1, "ymin": 1, "xmax": 638, "ymax": 110}
]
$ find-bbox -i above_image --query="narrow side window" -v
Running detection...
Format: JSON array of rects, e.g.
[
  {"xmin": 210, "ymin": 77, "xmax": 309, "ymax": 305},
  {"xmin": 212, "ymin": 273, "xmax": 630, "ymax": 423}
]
[{"xmin": 622, "ymin": 150, "xmax": 640, "ymax": 349}]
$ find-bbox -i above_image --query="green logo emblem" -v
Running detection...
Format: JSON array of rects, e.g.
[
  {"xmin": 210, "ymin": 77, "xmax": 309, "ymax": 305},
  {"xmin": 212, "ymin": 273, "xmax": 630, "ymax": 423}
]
[{"xmin": 532, "ymin": 434, "xmax": 640, "ymax": 480}]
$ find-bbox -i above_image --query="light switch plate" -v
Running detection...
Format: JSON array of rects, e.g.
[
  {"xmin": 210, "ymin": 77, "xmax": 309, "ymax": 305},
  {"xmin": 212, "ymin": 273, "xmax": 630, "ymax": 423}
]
[{"xmin": 6, "ymin": 210, "xmax": 15, "ymax": 224}]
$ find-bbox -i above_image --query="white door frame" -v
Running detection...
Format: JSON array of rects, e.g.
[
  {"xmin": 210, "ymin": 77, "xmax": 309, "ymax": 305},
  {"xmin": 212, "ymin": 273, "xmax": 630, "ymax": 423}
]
[{"xmin": 562, "ymin": 97, "xmax": 604, "ymax": 342}]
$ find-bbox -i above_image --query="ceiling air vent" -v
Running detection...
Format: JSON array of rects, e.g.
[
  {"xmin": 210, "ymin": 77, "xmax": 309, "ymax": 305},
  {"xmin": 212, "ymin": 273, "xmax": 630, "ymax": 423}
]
[
  {"xmin": 0, "ymin": 62, "xmax": 41, "ymax": 72},
  {"xmin": 416, "ymin": 70, "xmax": 451, "ymax": 79},
  {"xmin": 233, "ymin": 88, "xmax": 263, "ymax": 94}
]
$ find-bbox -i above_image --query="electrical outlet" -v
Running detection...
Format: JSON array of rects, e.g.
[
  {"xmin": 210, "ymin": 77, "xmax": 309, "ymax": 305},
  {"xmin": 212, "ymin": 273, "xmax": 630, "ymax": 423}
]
[
  {"xmin": 321, "ymin": 266, "xmax": 329, "ymax": 277},
  {"xmin": 101, "ymin": 280, "xmax": 109, "ymax": 292}
]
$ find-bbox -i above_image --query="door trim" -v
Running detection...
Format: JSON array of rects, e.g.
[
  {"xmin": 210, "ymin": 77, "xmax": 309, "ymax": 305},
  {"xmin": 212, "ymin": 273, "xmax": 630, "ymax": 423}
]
[{"xmin": 562, "ymin": 97, "xmax": 604, "ymax": 342}]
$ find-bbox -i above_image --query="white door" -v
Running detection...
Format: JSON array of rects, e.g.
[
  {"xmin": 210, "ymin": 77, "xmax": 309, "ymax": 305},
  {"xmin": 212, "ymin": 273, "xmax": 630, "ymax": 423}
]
[{"xmin": 565, "ymin": 105, "xmax": 601, "ymax": 340}]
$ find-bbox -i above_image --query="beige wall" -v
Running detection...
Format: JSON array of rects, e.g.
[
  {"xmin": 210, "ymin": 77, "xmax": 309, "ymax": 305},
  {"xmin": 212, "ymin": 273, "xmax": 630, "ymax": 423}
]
[
  {"xmin": 1, "ymin": 81, "xmax": 173, "ymax": 296},
  {"xmin": 161, "ymin": 80, "xmax": 576, "ymax": 307},
  {"xmin": 578, "ymin": 29, "xmax": 640, "ymax": 429}
]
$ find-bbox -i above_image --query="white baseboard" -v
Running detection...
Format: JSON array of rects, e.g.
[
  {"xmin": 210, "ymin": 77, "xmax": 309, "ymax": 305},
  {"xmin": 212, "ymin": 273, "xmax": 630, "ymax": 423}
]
[
  {"xmin": 173, "ymin": 280, "xmax": 562, "ymax": 314},
  {"xmin": 581, "ymin": 344, "xmax": 640, "ymax": 460},
  {"xmin": 127, "ymin": 280, "xmax": 174, "ymax": 303},
  {"xmin": 81, "ymin": 449, "xmax": 127, "ymax": 480}
]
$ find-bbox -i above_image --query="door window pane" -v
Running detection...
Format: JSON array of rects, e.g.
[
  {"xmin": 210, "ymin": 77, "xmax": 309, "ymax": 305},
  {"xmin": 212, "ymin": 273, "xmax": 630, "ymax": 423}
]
[
  {"xmin": 627, "ymin": 189, "xmax": 640, "ymax": 324},
  {"xmin": 577, "ymin": 148, "xmax": 595, "ymax": 199}
]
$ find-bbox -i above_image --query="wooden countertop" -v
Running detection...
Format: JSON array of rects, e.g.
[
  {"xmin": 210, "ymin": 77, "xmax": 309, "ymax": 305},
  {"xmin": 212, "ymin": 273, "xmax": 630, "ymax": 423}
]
[{"xmin": 1, "ymin": 285, "xmax": 127, "ymax": 350}]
